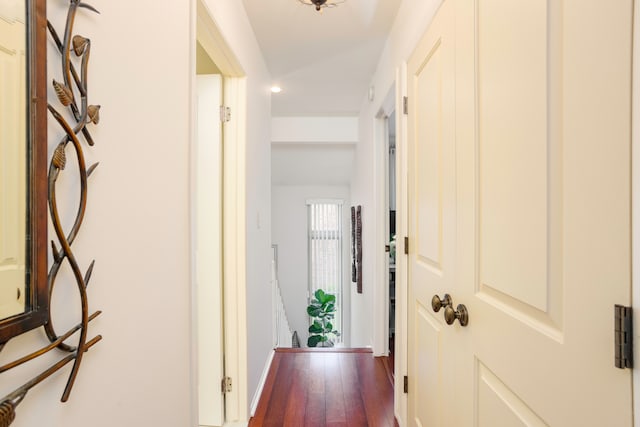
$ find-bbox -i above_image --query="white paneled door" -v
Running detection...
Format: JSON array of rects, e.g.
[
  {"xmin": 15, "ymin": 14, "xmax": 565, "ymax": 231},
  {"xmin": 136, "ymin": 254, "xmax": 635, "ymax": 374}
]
[
  {"xmin": 196, "ymin": 74, "xmax": 224, "ymax": 427},
  {"xmin": 407, "ymin": 0, "xmax": 633, "ymax": 425}
]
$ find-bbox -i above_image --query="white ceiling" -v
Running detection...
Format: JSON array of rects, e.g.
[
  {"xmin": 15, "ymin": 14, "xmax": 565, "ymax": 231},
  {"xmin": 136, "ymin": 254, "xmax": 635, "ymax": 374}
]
[{"xmin": 242, "ymin": 0, "xmax": 401, "ymax": 116}]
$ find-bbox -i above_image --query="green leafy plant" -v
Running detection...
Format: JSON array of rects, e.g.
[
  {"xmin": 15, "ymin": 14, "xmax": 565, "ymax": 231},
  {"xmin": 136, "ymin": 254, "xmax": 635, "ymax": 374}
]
[{"xmin": 307, "ymin": 289, "xmax": 339, "ymax": 347}]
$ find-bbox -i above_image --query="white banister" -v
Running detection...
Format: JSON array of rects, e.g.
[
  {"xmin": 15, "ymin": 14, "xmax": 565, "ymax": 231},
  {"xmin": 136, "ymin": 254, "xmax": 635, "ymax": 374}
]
[{"xmin": 271, "ymin": 259, "xmax": 294, "ymax": 348}]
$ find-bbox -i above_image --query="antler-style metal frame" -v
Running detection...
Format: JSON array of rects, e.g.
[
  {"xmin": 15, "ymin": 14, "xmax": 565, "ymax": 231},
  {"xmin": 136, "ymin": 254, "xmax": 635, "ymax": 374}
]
[{"xmin": 0, "ymin": 1, "xmax": 102, "ymax": 425}]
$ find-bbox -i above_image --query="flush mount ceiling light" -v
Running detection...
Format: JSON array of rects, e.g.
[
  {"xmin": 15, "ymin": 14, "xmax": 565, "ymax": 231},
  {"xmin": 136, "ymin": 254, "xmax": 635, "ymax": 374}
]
[{"xmin": 297, "ymin": 0, "xmax": 346, "ymax": 12}]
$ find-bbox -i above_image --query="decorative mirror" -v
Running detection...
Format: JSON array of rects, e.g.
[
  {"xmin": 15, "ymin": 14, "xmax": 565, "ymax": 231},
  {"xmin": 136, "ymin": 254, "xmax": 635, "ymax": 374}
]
[
  {"xmin": 0, "ymin": 0, "xmax": 48, "ymax": 344},
  {"xmin": 0, "ymin": 0, "xmax": 101, "ymax": 424}
]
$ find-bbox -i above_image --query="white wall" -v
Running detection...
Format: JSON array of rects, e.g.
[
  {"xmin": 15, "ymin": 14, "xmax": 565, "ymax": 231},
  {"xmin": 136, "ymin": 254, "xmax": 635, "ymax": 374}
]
[
  {"xmin": 272, "ymin": 144, "xmax": 356, "ymax": 185},
  {"xmin": 0, "ymin": 1, "xmax": 273, "ymax": 426},
  {"xmin": 271, "ymin": 185, "xmax": 351, "ymax": 346}
]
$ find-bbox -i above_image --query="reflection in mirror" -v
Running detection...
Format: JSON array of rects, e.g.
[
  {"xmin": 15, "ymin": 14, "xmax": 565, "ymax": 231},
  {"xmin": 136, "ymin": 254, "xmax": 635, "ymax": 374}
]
[{"xmin": 0, "ymin": 0, "xmax": 27, "ymax": 320}]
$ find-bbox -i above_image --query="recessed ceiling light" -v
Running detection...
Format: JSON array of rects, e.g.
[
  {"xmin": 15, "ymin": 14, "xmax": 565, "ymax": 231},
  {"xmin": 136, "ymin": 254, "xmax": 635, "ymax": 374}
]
[{"xmin": 271, "ymin": 86, "xmax": 282, "ymax": 93}]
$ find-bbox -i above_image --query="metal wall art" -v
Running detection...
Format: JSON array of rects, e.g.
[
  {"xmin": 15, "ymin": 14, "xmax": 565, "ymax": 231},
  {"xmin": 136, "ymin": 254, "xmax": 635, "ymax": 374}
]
[
  {"xmin": 356, "ymin": 206, "xmax": 362, "ymax": 293},
  {"xmin": 0, "ymin": 1, "xmax": 102, "ymax": 425},
  {"xmin": 351, "ymin": 205, "xmax": 362, "ymax": 294},
  {"xmin": 351, "ymin": 207, "xmax": 356, "ymax": 283}
]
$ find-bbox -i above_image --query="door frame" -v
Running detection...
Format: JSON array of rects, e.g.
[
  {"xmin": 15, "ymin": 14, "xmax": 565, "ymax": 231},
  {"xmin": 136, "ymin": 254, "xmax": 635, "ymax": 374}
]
[
  {"xmin": 372, "ymin": 68, "xmax": 409, "ymax": 425},
  {"xmin": 373, "ymin": 84, "xmax": 395, "ymax": 357},
  {"xmin": 396, "ymin": 62, "xmax": 408, "ymax": 427},
  {"xmin": 191, "ymin": 0, "xmax": 248, "ymax": 424}
]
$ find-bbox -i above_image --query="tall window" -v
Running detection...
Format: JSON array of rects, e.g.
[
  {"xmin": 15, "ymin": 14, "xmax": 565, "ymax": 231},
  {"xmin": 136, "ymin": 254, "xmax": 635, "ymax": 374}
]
[{"xmin": 307, "ymin": 200, "xmax": 343, "ymax": 341}]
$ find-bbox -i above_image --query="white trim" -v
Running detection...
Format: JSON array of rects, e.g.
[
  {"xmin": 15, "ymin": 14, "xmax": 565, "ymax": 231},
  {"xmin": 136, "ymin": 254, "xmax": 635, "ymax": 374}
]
[
  {"xmin": 395, "ymin": 62, "xmax": 409, "ymax": 427},
  {"xmin": 250, "ymin": 349, "xmax": 275, "ymax": 417},
  {"xmin": 632, "ymin": 0, "xmax": 639, "ymax": 423},
  {"xmin": 223, "ymin": 76, "xmax": 249, "ymax": 423},
  {"xmin": 196, "ymin": 0, "xmax": 244, "ymax": 77},
  {"xmin": 189, "ymin": 1, "xmax": 198, "ymax": 425}
]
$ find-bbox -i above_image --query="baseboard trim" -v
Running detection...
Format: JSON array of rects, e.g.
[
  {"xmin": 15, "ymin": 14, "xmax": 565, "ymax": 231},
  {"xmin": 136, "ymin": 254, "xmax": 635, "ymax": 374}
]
[{"xmin": 249, "ymin": 349, "xmax": 275, "ymax": 417}]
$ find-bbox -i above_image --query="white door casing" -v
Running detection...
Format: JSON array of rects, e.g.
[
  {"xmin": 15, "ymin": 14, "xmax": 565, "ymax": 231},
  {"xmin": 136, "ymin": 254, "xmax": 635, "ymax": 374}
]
[
  {"xmin": 195, "ymin": 1, "xmax": 248, "ymax": 421},
  {"xmin": 407, "ymin": 0, "xmax": 634, "ymax": 425}
]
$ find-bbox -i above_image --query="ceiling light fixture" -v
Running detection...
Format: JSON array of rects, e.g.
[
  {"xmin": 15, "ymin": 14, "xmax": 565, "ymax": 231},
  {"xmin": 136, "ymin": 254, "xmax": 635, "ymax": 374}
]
[
  {"xmin": 297, "ymin": 0, "xmax": 345, "ymax": 12},
  {"xmin": 271, "ymin": 86, "xmax": 282, "ymax": 93}
]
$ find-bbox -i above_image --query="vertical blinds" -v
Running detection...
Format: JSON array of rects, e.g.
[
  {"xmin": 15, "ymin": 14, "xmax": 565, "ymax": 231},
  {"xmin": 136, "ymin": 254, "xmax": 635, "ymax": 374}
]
[{"xmin": 307, "ymin": 200, "xmax": 343, "ymax": 341}]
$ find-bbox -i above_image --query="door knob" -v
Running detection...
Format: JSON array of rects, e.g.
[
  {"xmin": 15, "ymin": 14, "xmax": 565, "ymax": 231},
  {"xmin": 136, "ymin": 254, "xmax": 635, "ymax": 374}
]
[
  {"xmin": 431, "ymin": 294, "xmax": 452, "ymax": 312},
  {"xmin": 444, "ymin": 304, "xmax": 469, "ymax": 327}
]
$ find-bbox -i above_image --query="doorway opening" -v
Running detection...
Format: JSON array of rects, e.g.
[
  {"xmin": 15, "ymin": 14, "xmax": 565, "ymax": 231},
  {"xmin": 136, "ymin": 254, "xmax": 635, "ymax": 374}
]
[
  {"xmin": 193, "ymin": 0, "xmax": 248, "ymax": 424},
  {"xmin": 387, "ymin": 110, "xmax": 397, "ymax": 368},
  {"xmin": 373, "ymin": 83, "xmax": 397, "ymax": 358},
  {"xmin": 373, "ymin": 77, "xmax": 406, "ymax": 423},
  {"xmin": 270, "ymin": 117, "xmax": 355, "ymax": 351}
]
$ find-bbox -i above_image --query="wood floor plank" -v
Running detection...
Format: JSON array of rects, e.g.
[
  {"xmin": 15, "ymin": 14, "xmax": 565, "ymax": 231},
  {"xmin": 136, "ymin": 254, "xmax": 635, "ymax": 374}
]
[
  {"xmin": 325, "ymin": 352, "xmax": 347, "ymax": 424},
  {"xmin": 357, "ymin": 355, "xmax": 396, "ymax": 427},
  {"xmin": 262, "ymin": 351, "xmax": 295, "ymax": 426},
  {"xmin": 283, "ymin": 352, "xmax": 310, "ymax": 426},
  {"xmin": 304, "ymin": 351, "xmax": 327, "ymax": 426},
  {"xmin": 341, "ymin": 353, "xmax": 368, "ymax": 427}
]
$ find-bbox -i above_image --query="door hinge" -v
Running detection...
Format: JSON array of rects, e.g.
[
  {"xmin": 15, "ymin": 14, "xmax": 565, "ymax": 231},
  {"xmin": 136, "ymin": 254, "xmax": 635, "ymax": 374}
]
[
  {"xmin": 220, "ymin": 105, "xmax": 231, "ymax": 123},
  {"xmin": 403, "ymin": 375, "xmax": 409, "ymax": 393},
  {"xmin": 615, "ymin": 305, "xmax": 633, "ymax": 369},
  {"xmin": 404, "ymin": 236, "xmax": 409, "ymax": 255},
  {"xmin": 403, "ymin": 96, "xmax": 408, "ymax": 115},
  {"xmin": 221, "ymin": 376, "xmax": 233, "ymax": 393},
  {"xmin": 385, "ymin": 245, "xmax": 390, "ymax": 253}
]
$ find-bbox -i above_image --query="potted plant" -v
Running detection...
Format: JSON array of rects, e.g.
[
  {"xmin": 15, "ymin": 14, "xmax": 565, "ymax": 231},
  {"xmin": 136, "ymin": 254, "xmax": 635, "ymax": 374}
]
[{"xmin": 307, "ymin": 289, "xmax": 339, "ymax": 347}]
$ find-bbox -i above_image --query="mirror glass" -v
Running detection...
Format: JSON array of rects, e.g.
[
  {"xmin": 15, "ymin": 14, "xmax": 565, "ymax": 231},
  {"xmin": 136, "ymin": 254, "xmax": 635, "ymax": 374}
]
[{"xmin": 0, "ymin": 0, "xmax": 27, "ymax": 320}]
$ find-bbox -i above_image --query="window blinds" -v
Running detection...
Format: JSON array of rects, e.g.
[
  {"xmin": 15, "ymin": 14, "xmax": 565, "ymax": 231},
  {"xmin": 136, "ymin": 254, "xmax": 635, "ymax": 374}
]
[{"xmin": 307, "ymin": 200, "xmax": 343, "ymax": 341}]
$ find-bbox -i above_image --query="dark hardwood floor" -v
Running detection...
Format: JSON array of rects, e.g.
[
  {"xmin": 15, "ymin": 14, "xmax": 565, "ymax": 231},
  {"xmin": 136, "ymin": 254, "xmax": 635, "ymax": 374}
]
[{"xmin": 249, "ymin": 348, "xmax": 398, "ymax": 427}]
